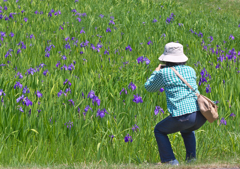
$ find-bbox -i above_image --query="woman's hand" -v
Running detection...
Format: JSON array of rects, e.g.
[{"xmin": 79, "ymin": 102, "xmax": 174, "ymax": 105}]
[{"xmin": 155, "ymin": 64, "xmax": 162, "ymax": 71}]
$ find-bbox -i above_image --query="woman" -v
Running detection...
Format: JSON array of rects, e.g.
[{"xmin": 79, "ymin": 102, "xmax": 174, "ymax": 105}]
[{"xmin": 145, "ymin": 42, "xmax": 206, "ymax": 166}]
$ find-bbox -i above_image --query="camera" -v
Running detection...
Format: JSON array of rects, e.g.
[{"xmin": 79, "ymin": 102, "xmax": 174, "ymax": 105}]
[{"xmin": 161, "ymin": 64, "xmax": 166, "ymax": 69}]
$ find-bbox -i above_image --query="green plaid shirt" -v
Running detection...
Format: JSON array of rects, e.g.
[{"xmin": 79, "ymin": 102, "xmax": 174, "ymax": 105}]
[{"xmin": 145, "ymin": 65, "xmax": 200, "ymax": 117}]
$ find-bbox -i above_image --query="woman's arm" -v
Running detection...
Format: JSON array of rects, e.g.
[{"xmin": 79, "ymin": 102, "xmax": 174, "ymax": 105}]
[{"xmin": 144, "ymin": 70, "xmax": 164, "ymax": 92}]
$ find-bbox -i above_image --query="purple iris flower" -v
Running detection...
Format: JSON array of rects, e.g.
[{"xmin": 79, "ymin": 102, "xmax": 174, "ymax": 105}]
[
  {"xmin": 120, "ymin": 88, "xmax": 127, "ymax": 95},
  {"xmin": 104, "ymin": 50, "xmax": 109, "ymax": 55},
  {"xmin": 63, "ymin": 79, "xmax": 68, "ymax": 85},
  {"xmin": 208, "ymin": 36, "xmax": 213, "ymax": 42},
  {"xmin": 128, "ymin": 82, "xmax": 136, "ymax": 91},
  {"xmin": 65, "ymin": 88, "xmax": 71, "ymax": 93},
  {"xmin": 82, "ymin": 92, "xmax": 85, "ymax": 99},
  {"xmin": 230, "ymin": 113, "xmax": 236, "ymax": 117},
  {"xmin": 137, "ymin": 56, "xmax": 144, "ymax": 64},
  {"xmin": 61, "ymin": 55, "xmax": 67, "ymax": 60},
  {"xmin": 45, "ymin": 52, "xmax": 50, "ymax": 57},
  {"xmin": 152, "ymin": 18, "xmax": 157, "ymax": 23},
  {"xmin": 220, "ymin": 118, "xmax": 227, "ymax": 125},
  {"xmin": 22, "ymin": 86, "xmax": 30, "ymax": 94},
  {"xmin": 64, "ymin": 43, "xmax": 70, "ymax": 49},
  {"xmin": 109, "ymin": 20, "xmax": 115, "ymax": 25},
  {"xmin": 147, "ymin": 40, "xmax": 153, "ymax": 45},
  {"xmin": 56, "ymin": 61, "xmax": 60, "ymax": 67},
  {"xmin": 23, "ymin": 17, "xmax": 28, "ymax": 22},
  {"xmin": 87, "ymin": 90, "xmax": 95, "ymax": 99},
  {"xmin": 99, "ymin": 14, "xmax": 104, "ymax": 18},
  {"xmin": 39, "ymin": 63, "xmax": 46, "ymax": 68},
  {"xmin": 92, "ymin": 96, "xmax": 101, "ymax": 106},
  {"xmin": 106, "ymin": 28, "xmax": 111, "ymax": 32},
  {"xmin": 16, "ymin": 95, "xmax": 25, "ymax": 103},
  {"xmin": 133, "ymin": 94, "xmax": 143, "ymax": 103},
  {"xmin": 16, "ymin": 49, "xmax": 21, "ymax": 54},
  {"xmin": 22, "ymin": 97, "xmax": 32, "ymax": 106},
  {"xmin": 43, "ymin": 69, "xmax": 49, "ymax": 76},
  {"xmin": 19, "ymin": 106, "xmax": 24, "ymax": 112},
  {"xmin": 68, "ymin": 99, "xmax": 74, "ymax": 106},
  {"xmin": 215, "ymin": 64, "xmax": 220, "ymax": 69},
  {"xmin": 48, "ymin": 12, "xmax": 52, "ymax": 17},
  {"xmin": 65, "ymin": 37, "xmax": 69, "ymax": 41},
  {"xmin": 58, "ymin": 90, "xmax": 63, "ymax": 97},
  {"xmin": 143, "ymin": 57, "xmax": 150, "ymax": 65},
  {"xmin": 80, "ymin": 51, "xmax": 83, "ymax": 54},
  {"xmin": 96, "ymin": 109, "xmax": 106, "ymax": 118},
  {"xmin": 35, "ymin": 90, "xmax": 43, "ymax": 98},
  {"xmin": 154, "ymin": 106, "xmax": 164, "ymax": 115},
  {"xmin": 76, "ymin": 17, "xmax": 81, "ymax": 22},
  {"xmin": 14, "ymin": 81, "xmax": 23, "ymax": 89},
  {"xmin": 84, "ymin": 105, "xmax": 92, "ymax": 112},
  {"xmin": 109, "ymin": 135, "xmax": 114, "ymax": 139},
  {"xmin": 124, "ymin": 134, "xmax": 132, "ymax": 143},
  {"xmin": 206, "ymin": 84, "xmax": 211, "ymax": 93},
  {"xmin": 198, "ymin": 32, "xmax": 203, "ymax": 38},
  {"xmin": 68, "ymin": 64, "xmax": 75, "ymax": 71},
  {"xmin": 0, "ymin": 89, "xmax": 6, "ymax": 96},
  {"xmin": 10, "ymin": 32, "xmax": 14, "ymax": 37},
  {"xmin": 229, "ymin": 34, "xmax": 234, "ymax": 40},
  {"xmin": 166, "ymin": 13, "xmax": 175, "ymax": 24},
  {"xmin": 80, "ymin": 29, "xmax": 85, "ymax": 34},
  {"xmin": 125, "ymin": 45, "xmax": 132, "ymax": 51},
  {"xmin": 15, "ymin": 72, "xmax": 23, "ymax": 79},
  {"xmin": 61, "ymin": 65, "xmax": 67, "ymax": 70},
  {"xmin": 131, "ymin": 124, "xmax": 139, "ymax": 132}
]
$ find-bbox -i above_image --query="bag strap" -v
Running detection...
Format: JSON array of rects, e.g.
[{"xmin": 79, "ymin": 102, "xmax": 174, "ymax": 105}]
[
  {"xmin": 170, "ymin": 67, "xmax": 217, "ymax": 106},
  {"xmin": 170, "ymin": 67, "xmax": 199, "ymax": 96}
]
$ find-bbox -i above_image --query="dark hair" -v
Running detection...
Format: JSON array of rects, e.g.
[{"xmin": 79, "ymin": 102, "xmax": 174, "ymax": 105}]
[{"xmin": 164, "ymin": 62, "xmax": 186, "ymax": 66}]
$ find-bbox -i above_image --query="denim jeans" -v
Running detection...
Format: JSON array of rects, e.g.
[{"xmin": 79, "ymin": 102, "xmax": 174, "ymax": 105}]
[{"xmin": 154, "ymin": 111, "xmax": 206, "ymax": 163}]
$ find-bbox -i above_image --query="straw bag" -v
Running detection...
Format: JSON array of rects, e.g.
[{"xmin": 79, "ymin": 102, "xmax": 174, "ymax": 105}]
[{"xmin": 170, "ymin": 67, "xmax": 218, "ymax": 123}]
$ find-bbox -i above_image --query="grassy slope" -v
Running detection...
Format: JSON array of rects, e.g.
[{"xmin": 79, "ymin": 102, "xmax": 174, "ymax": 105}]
[
  {"xmin": 0, "ymin": 0, "xmax": 240, "ymax": 168},
  {"xmin": 176, "ymin": 0, "xmax": 240, "ymax": 17}
]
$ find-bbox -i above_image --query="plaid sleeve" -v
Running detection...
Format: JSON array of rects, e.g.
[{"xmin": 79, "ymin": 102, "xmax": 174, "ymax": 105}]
[{"xmin": 144, "ymin": 70, "xmax": 165, "ymax": 92}]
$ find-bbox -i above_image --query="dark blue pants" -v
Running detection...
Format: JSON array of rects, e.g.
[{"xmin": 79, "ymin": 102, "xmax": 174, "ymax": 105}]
[{"xmin": 154, "ymin": 111, "xmax": 206, "ymax": 163}]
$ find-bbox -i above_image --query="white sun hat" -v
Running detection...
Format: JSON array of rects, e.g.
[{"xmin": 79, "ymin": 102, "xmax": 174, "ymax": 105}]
[{"xmin": 158, "ymin": 42, "xmax": 188, "ymax": 63}]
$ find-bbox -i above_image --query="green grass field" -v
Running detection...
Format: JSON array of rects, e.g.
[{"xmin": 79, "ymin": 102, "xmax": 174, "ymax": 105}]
[{"xmin": 0, "ymin": 0, "xmax": 239, "ymax": 168}]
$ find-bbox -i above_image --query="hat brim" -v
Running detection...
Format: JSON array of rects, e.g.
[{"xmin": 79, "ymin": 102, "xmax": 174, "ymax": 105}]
[{"xmin": 158, "ymin": 54, "xmax": 188, "ymax": 63}]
